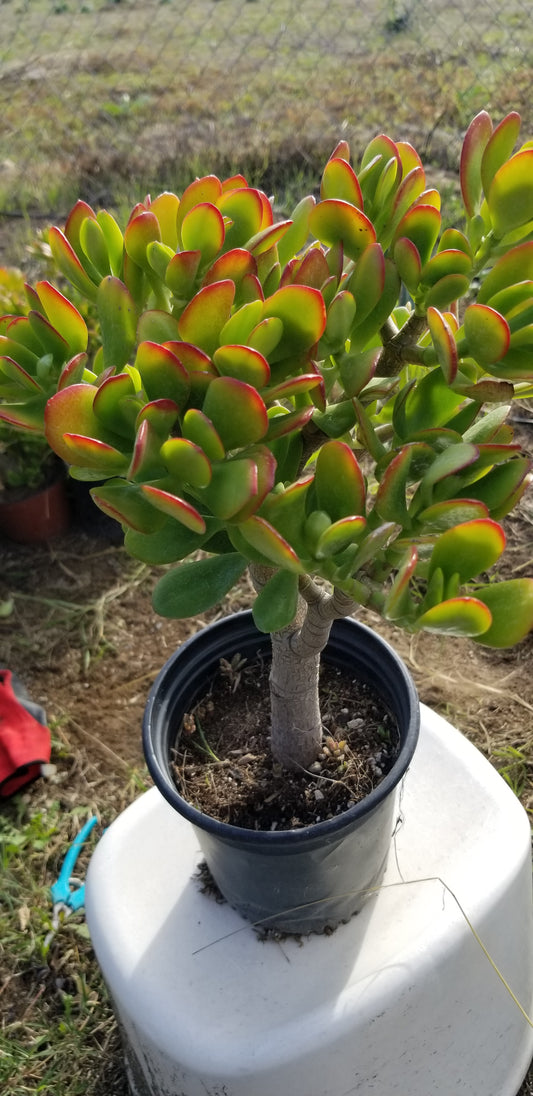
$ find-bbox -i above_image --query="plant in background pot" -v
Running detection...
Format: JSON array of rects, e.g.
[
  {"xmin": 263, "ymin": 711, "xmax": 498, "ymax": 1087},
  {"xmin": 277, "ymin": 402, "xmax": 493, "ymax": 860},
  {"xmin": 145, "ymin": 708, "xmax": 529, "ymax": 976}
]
[
  {"xmin": 0, "ymin": 422, "xmax": 69, "ymax": 542},
  {"xmin": 2, "ymin": 109, "xmax": 533, "ymax": 933}
]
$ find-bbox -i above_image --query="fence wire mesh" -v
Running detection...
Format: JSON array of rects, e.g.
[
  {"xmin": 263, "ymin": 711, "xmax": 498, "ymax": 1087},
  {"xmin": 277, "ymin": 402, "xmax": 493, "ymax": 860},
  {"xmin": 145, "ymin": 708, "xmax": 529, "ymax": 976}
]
[{"xmin": 0, "ymin": 0, "xmax": 532, "ymax": 255}]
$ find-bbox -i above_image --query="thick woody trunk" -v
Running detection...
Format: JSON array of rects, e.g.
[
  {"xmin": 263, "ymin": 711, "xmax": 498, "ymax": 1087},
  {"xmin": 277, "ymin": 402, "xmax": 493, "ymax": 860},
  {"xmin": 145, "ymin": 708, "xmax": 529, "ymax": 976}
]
[
  {"xmin": 249, "ymin": 566, "xmax": 357, "ymax": 771},
  {"xmin": 269, "ymin": 631, "xmax": 323, "ymax": 771}
]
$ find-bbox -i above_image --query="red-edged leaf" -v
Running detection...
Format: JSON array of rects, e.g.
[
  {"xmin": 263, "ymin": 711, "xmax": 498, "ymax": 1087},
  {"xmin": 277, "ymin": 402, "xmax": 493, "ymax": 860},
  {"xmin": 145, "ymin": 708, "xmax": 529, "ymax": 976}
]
[
  {"xmin": 182, "ymin": 408, "xmax": 225, "ymax": 461},
  {"xmin": 134, "ymin": 340, "xmax": 190, "ymax": 405},
  {"xmin": 48, "ymin": 227, "xmax": 99, "ymax": 301},
  {"xmin": 420, "ymin": 442, "xmax": 479, "ymax": 499},
  {"xmin": 161, "ymin": 437, "xmax": 212, "ymax": 488},
  {"xmin": 347, "ymin": 243, "xmax": 386, "ymax": 326},
  {"xmin": 459, "ymin": 458, "xmax": 531, "ymax": 518},
  {"xmin": 178, "ymin": 281, "xmax": 235, "ymax": 356},
  {"xmin": 417, "ymin": 498, "xmax": 489, "ymax": 532},
  {"xmin": 217, "ymin": 187, "xmax": 270, "ymax": 249},
  {"xmin": 375, "ymin": 443, "xmax": 433, "ymax": 525},
  {"xmin": 213, "ymin": 344, "xmax": 270, "ymax": 386},
  {"xmin": 477, "ymin": 242, "xmax": 533, "ymax": 304},
  {"xmin": 141, "ymin": 484, "xmax": 206, "ymax": 533},
  {"xmin": 44, "ymin": 383, "xmax": 121, "ymax": 465},
  {"xmin": 473, "ymin": 579, "xmax": 533, "ymax": 647},
  {"xmin": 487, "ymin": 150, "xmax": 533, "ymax": 238},
  {"xmin": 181, "ymin": 202, "xmax": 226, "ymax": 264},
  {"xmin": 93, "ymin": 371, "xmax": 138, "ymax": 435},
  {"xmin": 148, "ymin": 192, "xmax": 180, "ymax": 250},
  {"xmin": 165, "ymin": 251, "xmax": 202, "ymax": 296},
  {"xmin": 429, "ymin": 518, "xmax": 505, "ymax": 582},
  {"xmin": 320, "ymin": 157, "xmax": 363, "ymax": 208},
  {"xmin": 90, "ymin": 480, "xmax": 165, "ymax": 534},
  {"xmin": 239, "ymin": 515, "xmax": 302, "ymax": 571},
  {"xmin": 384, "ymin": 546, "xmax": 418, "ymax": 621},
  {"xmin": 97, "ymin": 275, "xmax": 137, "ymax": 370},
  {"xmin": 277, "ymin": 195, "xmax": 316, "ymax": 269},
  {"xmin": 393, "ymin": 237, "xmax": 422, "ymax": 296},
  {"xmin": 314, "ymin": 440, "xmax": 366, "ymax": 519},
  {"xmin": 128, "ymin": 419, "xmax": 166, "ymax": 481},
  {"xmin": 392, "ymin": 204, "xmax": 441, "ymax": 267},
  {"xmin": 136, "ymin": 398, "xmax": 179, "ymax": 437},
  {"xmin": 176, "ymin": 176, "xmax": 223, "ymax": 243},
  {"xmin": 124, "ymin": 212, "xmax": 162, "ymax": 270},
  {"xmin": 460, "ymin": 111, "xmax": 493, "ymax": 216},
  {"xmin": 463, "ymin": 304, "xmax": 510, "ymax": 365},
  {"xmin": 481, "ymin": 111, "xmax": 521, "ymax": 197},
  {"xmin": 0, "ymin": 356, "xmax": 41, "ymax": 392},
  {"xmin": 231, "ymin": 444, "xmax": 277, "ymax": 522},
  {"xmin": 424, "ymin": 274, "xmax": 472, "ymax": 311},
  {"xmin": 79, "ymin": 216, "xmax": 111, "ymax": 278},
  {"xmin": 200, "ymin": 458, "xmax": 258, "ymax": 519},
  {"xmin": 202, "ymin": 248, "xmax": 257, "ymax": 287},
  {"xmin": 265, "ymin": 406, "xmax": 314, "ymax": 440},
  {"xmin": 421, "ymin": 249, "xmax": 472, "ymax": 287},
  {"xmin": 310, "ymin": 199, "xmax": 376, "ymax": 261},
  {"xmin": 202, "ymin": 376, "xmax": 268, "ymax": 449},
  {"xmin": 293, "ymin": 247, "xmax": 331, "ymax": 290},
  {"xmin": 262, "ymin": 285, "xmax": 327, "ymax": 356},
  {"xmin": 416, "ymin": 597, "xmax": 492, "ymax": 637},
  {"xmin": 246, "ymin": 220, "xmax": 293, "ymax": 256},
  {"xmin": 391, "ymin": 166, "xmax": 426, "ymax": 227},
  {"xmin": 315, "ymin": 515, "xmax": 367, "ymax": 559},
  {"xmin": 58, "ymin": 352, "xmax": 89, "ymax": 390},
  {"xmin": 62, "ymin": 433, "xmax": 129, "ymax": 473},
  {"xmin": 427, "ymin": 307, "xmax": 458, "ymax": 383},
  {"xmin": 0, "ymin": 399, "xmax": 46, "ymax": 432},
  {"xmin": 263, "ymin": 373, "xmax": 324, "ymax": 405},
  {"xmin": 323, "ymin": 290, "xmax": 356, "ymax": 348}
]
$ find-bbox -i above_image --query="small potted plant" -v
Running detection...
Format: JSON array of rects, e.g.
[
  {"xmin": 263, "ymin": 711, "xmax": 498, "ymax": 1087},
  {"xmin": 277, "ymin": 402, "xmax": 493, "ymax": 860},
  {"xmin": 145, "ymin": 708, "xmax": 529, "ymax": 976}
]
[
  {"xmin": 0, "ymin": 423, "xmax": 69, "ymax": 542},
  {"xmin": 3, "ymin": 108, "xmax": 533, "ymax": 1095},
  {"xmin": 2, "ymin": 109, "xmax": 533, "ymax": 905}
]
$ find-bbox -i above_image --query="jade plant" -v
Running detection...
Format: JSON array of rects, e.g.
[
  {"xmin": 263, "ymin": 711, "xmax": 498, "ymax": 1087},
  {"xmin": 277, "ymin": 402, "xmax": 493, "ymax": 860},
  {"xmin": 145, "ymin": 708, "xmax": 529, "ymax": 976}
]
[{"xmin": 2, "ymin": 110, "xmax": 533, "ymax": 772}]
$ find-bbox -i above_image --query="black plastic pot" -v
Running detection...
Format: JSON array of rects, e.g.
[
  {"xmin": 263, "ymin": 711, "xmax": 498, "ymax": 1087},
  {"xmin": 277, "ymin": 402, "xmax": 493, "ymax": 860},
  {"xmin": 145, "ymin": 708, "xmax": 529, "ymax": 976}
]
[{"xmin": 143, "ymin": 611, "xmax": 420, "ymax": 933}]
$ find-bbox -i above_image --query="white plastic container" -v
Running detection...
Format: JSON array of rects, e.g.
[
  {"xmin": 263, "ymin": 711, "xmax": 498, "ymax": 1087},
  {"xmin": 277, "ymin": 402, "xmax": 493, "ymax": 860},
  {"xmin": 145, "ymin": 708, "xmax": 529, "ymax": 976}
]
[{"xmin": 86, "ymin": 704, "xmax": 533, "ymax": 1096}]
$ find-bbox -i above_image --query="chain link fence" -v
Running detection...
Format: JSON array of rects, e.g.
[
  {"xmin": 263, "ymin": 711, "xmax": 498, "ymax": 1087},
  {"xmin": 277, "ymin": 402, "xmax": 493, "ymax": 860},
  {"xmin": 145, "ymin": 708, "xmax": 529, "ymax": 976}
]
[{"xmin": 1, "ymin": 0, "xmax": 532, "ymax": 256}]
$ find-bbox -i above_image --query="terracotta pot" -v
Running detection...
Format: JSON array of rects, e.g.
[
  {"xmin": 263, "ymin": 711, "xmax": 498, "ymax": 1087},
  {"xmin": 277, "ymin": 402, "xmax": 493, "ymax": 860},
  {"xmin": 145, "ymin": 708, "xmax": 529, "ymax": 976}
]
[{"xmin": 0, "ymin": 463, "xmax": 70, "ymax": 543}]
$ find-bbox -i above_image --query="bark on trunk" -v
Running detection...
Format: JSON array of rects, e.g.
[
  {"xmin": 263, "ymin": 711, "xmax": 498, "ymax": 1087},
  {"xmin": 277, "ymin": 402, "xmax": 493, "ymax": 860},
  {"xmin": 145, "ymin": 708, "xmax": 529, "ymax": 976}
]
[
  {"xmin": 269, "ymin": 631, "xmax": 323, "ymax": 771},
  {"xmin": 249, "ymin": 566, "xmax": 357, "ymax": 771}
]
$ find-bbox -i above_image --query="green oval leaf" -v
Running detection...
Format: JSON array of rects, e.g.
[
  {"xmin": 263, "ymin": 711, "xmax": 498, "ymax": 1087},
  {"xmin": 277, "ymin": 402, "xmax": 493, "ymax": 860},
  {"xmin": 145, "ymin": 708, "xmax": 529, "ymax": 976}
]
[
  {"xmin": 473, "ymin": 579, "xmax": 533, "ymax": 647},
  {"xmin": 252, "ymin": 570, "xmax": 299, "ymax": 633},
  {"xmin": 428, "ymin": 518, "xmax": 506, "ymax": 583},
  {"xmin": 416, "ymin": 597, "xmax": 492, "ymax": 637},
  {"xmin": 152, "ymin": 553, "xmax": 248, "ymax": 618}
]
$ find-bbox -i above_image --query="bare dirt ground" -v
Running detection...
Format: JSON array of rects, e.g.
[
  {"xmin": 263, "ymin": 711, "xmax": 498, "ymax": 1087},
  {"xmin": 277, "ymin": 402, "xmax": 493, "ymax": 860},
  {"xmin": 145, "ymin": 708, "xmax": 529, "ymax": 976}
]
[{"xmin": 1, "ymin": 413, "xmax": 533, "ymax": 1093}]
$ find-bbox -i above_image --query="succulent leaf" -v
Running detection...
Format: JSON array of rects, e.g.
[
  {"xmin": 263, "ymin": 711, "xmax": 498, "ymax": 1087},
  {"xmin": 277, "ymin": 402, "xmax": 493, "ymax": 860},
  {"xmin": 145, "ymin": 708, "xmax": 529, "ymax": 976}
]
[
  {"xmin": 252, "ymin": 570, "xmax": 299, "ymax": 633},
  {"xmin": 460, "ymin": 110, "xmax": 493, "ymax": 217},
  {"xmin": 487, "ymin": 150, "xmax": 533, "ymax": 238},
  {"xmin": 416, "ymin": 597, "xmax": 492, "ymax": 637},
  {"xmin": 152, "ymin": 553, "xmax": 247, "ymax": 618},
  {"xmin": 472, "ymin": 579, "xmax": 533, "ymax": 647}
]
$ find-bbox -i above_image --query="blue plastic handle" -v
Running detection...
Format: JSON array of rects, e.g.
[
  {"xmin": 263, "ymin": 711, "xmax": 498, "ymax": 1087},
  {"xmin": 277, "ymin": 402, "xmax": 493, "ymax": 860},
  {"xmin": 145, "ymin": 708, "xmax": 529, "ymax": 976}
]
[{"xmin": 51, "ymin": 815, "xmax": 98, "ymax": 906}]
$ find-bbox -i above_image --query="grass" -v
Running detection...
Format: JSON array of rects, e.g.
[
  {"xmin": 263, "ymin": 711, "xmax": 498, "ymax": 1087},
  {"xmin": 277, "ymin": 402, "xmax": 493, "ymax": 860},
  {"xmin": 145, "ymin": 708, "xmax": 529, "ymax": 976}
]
[
  {"xmin": 1, "ymin": 0, "xmax": 532, "ymax": 265},
  {"xmin": 0, "ymin": 748, "xmax": 145, "ymax": 1096}
]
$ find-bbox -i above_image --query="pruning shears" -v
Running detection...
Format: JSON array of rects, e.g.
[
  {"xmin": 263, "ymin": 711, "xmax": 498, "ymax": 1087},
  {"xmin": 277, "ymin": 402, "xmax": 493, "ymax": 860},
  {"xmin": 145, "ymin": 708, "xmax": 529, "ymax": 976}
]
[{"xmin": 46, "ymin": 815, "xmax": 99, "ymax": 943}]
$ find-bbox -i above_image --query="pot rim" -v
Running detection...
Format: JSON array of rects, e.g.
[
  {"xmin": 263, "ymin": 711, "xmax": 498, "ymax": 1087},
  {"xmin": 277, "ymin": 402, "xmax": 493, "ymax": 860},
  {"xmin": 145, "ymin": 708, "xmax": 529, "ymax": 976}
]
[{"xmin": 143, "ymin": 611, "xmax": 420, "ymax": 847}]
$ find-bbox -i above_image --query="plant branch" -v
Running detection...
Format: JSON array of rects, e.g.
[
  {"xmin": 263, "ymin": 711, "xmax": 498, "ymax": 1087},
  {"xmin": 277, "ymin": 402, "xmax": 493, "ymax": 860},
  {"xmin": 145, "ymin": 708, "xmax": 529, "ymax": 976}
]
[{"xmin": 377, "ymin": 312, "xmax": 428, "ymax": 376}]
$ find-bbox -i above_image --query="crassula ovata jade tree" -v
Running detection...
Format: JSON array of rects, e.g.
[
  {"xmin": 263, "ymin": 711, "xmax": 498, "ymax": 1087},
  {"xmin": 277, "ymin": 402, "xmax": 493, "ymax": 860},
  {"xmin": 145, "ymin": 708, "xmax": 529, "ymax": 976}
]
[{"xmin": 2, "ymin": 110, "xmax": 533, "ymax": 773}]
